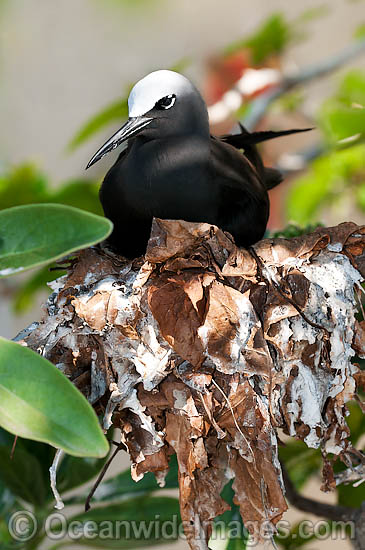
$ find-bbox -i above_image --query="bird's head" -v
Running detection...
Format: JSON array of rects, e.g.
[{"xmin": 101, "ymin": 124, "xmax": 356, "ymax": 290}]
[{"xmin": 86, "ymin": 70, "xmax": 209, "ymax": 169}]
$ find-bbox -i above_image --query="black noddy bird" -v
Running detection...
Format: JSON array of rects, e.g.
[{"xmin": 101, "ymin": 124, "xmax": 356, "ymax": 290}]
[{"xmin": 87, "ymin": 70, "xmax": 310, "ymax": 258}]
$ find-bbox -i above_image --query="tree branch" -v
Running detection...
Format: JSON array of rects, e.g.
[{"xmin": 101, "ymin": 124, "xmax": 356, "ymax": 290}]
[
  {"xmin": 281, "ymin": 463, "xmax": 354, "ymax": 522},
  {"xmin": 282, "ymin": 463, "xmax": 365, "ymax": 550},
  {"xmin": 243, "ymin": 39, "xmax": 365, "ymax": 130}
]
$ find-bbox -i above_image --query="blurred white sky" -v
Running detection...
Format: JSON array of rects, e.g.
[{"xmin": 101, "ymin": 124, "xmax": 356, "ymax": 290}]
[{"xmin": 0, "ymin": 0, "xmax": 364, "ymax": 185}]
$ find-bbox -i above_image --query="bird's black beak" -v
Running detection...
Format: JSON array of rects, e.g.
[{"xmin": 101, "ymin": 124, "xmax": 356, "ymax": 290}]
[{"xmin": 86, "ymin": 116, "xmax": 153, "ymax": 169}]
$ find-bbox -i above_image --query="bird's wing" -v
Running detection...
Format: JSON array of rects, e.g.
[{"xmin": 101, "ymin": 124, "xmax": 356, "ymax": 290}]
[
  {"xmin": 209, "ymin": 136, "xmax": 265, "ymax": 198},
  {"xmin": 209, "ymin": 137, "xmax": 270, "ymax": 247},
  {"xmin": 220, "ymin": 124, "xmax": 312, "ymax": 191}
]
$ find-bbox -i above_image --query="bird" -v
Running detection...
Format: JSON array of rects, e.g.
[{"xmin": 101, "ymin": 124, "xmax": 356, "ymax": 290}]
[{"xmin": 86, "ymin": 70, "xmax": 310, "ymax": 258}]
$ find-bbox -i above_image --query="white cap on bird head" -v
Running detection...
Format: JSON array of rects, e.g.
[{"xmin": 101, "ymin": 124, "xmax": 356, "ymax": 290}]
[{"xmin": 128, "ymin": 70, "xmax": 195, "ymax": 117}]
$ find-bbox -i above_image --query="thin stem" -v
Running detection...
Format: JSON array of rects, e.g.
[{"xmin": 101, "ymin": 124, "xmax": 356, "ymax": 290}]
[
  {"xmin": 84, "ymin": 442, "xmax": 124, "ymax": 511},
  {"xmin": 281, "ymin": 463, "xmax": 354, "ymax": 522}
]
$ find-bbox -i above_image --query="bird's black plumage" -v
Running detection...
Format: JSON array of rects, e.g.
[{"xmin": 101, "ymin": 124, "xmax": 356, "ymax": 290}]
[{"xmin": 87, "ymin": 70, "xmax": 310, "ymax": 258}]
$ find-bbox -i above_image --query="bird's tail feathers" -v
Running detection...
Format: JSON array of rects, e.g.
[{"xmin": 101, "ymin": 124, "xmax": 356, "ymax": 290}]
[
  {"xmin": 220, "ymin": 125, "xmax": 312, "ymax": 191},
  {"xmin": 222, "ymin": 125, "xmax": 313, "ymax": 147},
  {"xmin": 240, "ymin": 127, "xmax": 313, "ymax": 145}
]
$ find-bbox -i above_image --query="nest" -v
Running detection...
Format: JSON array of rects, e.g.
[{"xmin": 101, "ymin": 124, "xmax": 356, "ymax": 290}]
[{"xmin": 20, "ymin": 219, "xmax": 365, "ymax": 549}]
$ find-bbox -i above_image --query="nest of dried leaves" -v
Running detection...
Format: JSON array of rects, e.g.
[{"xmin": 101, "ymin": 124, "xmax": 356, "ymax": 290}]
[{"xmin": 21, "ymin": 219, "xmax": 365, "ymax": 549}]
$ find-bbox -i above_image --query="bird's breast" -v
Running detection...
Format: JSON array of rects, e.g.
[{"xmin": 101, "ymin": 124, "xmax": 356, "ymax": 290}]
[{"xmin": 120, "ymin": 138, "xmax": 219, "ymax": 221}]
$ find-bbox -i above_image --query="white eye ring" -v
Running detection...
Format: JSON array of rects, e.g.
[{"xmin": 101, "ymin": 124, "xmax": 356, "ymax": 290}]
[{"xmin": 155, "ymin": 94, "xmax": 176, "ymax": 110}]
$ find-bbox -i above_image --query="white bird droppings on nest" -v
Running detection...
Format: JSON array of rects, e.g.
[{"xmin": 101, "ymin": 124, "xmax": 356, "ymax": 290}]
[{"xmin": 20, "ymin": 219, "xmax": 365, "ymax": 550}]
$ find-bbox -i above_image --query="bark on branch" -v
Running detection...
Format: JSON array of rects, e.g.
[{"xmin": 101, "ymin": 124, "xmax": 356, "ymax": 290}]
[
  {"xmin": 17, "ymin": 219, "xmax": 365, "ymax": 550},
  {"xmin": 282, "ymin": 464, "xmax": 365, "ymax": 550}
]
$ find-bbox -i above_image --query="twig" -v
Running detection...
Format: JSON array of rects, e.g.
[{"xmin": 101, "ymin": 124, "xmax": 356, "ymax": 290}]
[
  {"xmin": 85, "ymin": 441, "xmax": 126, "ymax": 512},
  {"xmin": 211, "ymin": 378, "xmax": 255, "ymax": 461},
  {"xmin": 335, "ymin": 464, "xmax": 365, "ymax": 487},
  {"xmin": 243, "ymin": 39, "xmax": 365, "ymax": 130},
  {"xmin": 249, "ymin": 246, "xmax": 330, "ymax": 338},
  {"xmin": 199, "ymin": 391, "xmax": 226, "ymax": 439},
  {"xmin": 50, "ymin": 449, "xmax": 65, "ymax": 510},
  {"xmin": 281, "ymin": 462, "xmax": 354, "ymax": 522},
  {"xmin": 281, "ymin": 463, "xmax": 365, "ymax": 550},
  {"xmin": 355, "ymin": 285, "xmax": 365, "ymax": 321},
  {"xmin": 10, "ymin": 435, "xmax": 18, "ymax": 460}
]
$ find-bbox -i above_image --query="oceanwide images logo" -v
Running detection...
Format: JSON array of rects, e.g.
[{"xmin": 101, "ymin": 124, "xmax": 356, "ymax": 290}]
[
  {"xmin": 7, "ymin": 510, "xmax": 355, "ymax": 545},
  {"xmin": 8, "ymin": 511, "xmax": 38, "ymax": 542}
]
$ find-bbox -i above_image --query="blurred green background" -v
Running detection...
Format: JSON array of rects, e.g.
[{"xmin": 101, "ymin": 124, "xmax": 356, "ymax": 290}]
[{"xmin": 0, "ymin": 3, "xmax": 364, "ymax": 548}]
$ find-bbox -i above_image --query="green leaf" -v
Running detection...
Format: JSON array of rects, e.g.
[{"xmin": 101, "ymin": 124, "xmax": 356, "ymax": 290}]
[
  {"xmin": 57, "ymin": 454, "xmax": 109, "ymax": 494},
  {"xmin": 286, "ymin": 145, "xmax": 365, "ymax": 224},
  {"xmin": 286, "ymin": 169, "xmax": 332, "ymax": 225},
  {"xmin": 67, "ymin": 496, "xmax": 181, "ymax": 548},
  {"xmin": 68, "ymin": 99, "xmax": 128, "ymax": 151},
  {"xmin": 275, "ymin": 521, "xmax": 318, "ymax": 549},
  {"xmin": 0, "ymin": 338, "xmax": 109, "ymax": 458},
  {"xmin": 0, "ymin": 203, "xmax": 112, "ymax": 278},
  {"xmin": 0, "ymin": 428, "xmax": 49, "ymax": 506},
  {"xmin": 211, "ymin": 481, "xmax": 248, "ymax": 550},
  {"xmin": 337, "ymin": 479, "xmax": 365, "ymax": 508},
  {"xmin": 354, "ymin": 23, "xmax": 365, "ymax": 40},
  {"xmin": 12, "ymin": 265, "xmax": 65, "ymax": 314},
  {"xmin": 0, "ymin": 445, "xmax": 47, "ymax": 507},
  {"xmin": 270, "ymin": 222, "xmax": 324, "ymax": 239},
  {"xmin": 246, "ymin": 13, "xmax": 291, "ymax": 63},
  {"xmin": 0, "ymin": 516, "xmax": 21, "ymax": 550},
  {"xmin": 346, "ymin": 401, "xmax": 365, "ymax": 445},
  {"xmin": 0, "ymin": 164, "xmax": 50, "ymax": 211},
  {"xmin": 16, "ymin": 182, "xmax": 103, "ymax": 312},
  {"xmin": 50, "ymin": 180, "xmax": 103, "ymax": 216},
  {"xmin": 0, "ymin": 164, "xmax": 102, "ymax": 214},
  {"xmin": 279, "ymin": 441, "xmax": 321, "ymax": 489},
  {"xmin": 0, "ymin": 430, "xmax": 106, "ymax": 503},
  {"xmin": 321, "ymin": 103, "xmax": 365, "ymax": 142},
  {"xmin": 319, "ymin": 71, "xmax": 365, "ymax": 142},
  {"xmin": 337, "ymin": 70, "xmax": 365, "ymax": 106},
  {"xmin": 0, "ymin": 169, "xmax": 103, "ymax": 311},
  {"xmin": 225, "ymin": 13, "xmax": 291, "ymax": 63},
  {"xmin": 224, "ymin": 8, "xmax": 327, "ymax": 64}
]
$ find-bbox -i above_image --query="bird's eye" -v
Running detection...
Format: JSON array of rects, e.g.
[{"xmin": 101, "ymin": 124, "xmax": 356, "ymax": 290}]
[{"xmin": 155, "ymin": 94, "xmax": 176, "ymax": 110}]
